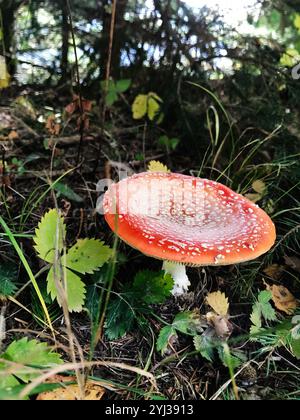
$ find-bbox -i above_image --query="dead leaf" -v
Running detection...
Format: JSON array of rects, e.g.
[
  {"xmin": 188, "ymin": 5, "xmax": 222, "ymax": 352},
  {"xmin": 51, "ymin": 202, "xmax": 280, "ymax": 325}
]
[
  {"xmin": 46, "ymin": 115, "xmax": 61, "ymax": 136},
  {"xmin": 8, "ymin": 130, "xmax": 19, "ymax": 141},
  {"xmin": 265, "ymin": 283, "xmax": 298, "ymax": 315},
  {"xmin": 245, "ymin": 193, "xmax": 262, "ymax": 203},
  {"xmin": 206, "ymin": 291, "xmax": 229, "ymax": 316},
  {"xmin": 284, "ymin": 256, "xmax": 300, "ymax": 273},
  {"xmin": 263, "ymin": 264, "xmax": 284, "ymax": 280},
  {"xmin": 252, "ymin": 180, "xmax": 266, "ymax": 194},
  {"xmin": 36, "ymin": 375, "xmax": 105, "ymax": 401}
]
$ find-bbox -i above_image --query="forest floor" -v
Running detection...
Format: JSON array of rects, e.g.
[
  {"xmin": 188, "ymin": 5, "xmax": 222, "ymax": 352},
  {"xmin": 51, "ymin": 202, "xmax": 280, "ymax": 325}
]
[{"xmin": 0, "ymin": 86, "xmax": 299, "ymax": 401}]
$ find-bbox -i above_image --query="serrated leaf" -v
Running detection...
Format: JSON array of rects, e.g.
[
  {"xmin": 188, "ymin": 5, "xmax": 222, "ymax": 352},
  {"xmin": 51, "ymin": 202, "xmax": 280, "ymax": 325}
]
[
  {"xmin": 105, "ymin": 298, "xmax": 135, "ymax": 340},
  {"xmin": 147, "ymin": 160, "xmax": 170, "ymax": 173},
  {"xmin": 34, "ymin": 209, "xmax": 66, "ymax": 263},
  {"xmin": 0, "ymin": 264, "xmax": 18, "ymax": 296},
  {"xmin": 193, "ymin": 334, "xmax": 214, "ymax": 362},
  {"xmin": 258, "ymin": 290, "xmax": 273, "ymax": 304},
  {"xmin": 156, "ymin": 325, "xmax": 177, "ymax": 355},
  {"xmin": 172, "ymin": 311, "xmax": 203, "ymax": 335},
  {"xmin": 132, "ymin": 94, "xmax": 148, "ymax": 119},
  {"xmin": 1, "ymin": 338, "xmax": 62, "ymax": 383},
  {"xmin": 66, "ymin": 239, "xmax": 113, "ymax": 275},
  {"xmin": 250, "ymin": 303, "xmax": 262, "ymax": 328},
  {"xmin": 115, "ymin": 79, "xmax": 131, "ymax": 93},
  {"xmin": 218, "ymin": 346, "xmax": 246, "ymax": 369},
  {"xmin": 132, "ymin": 270, "xmax": 173, "ymax": 304},
  {"xmin": 54, "ymin": 182, "xmax": 84, "ymax": 203},
  {"xmin": 206, "ymin": 291, "xmax": 229, "ymax": 316},
  {"xmin": 47, "ymin": 267, "xmax": 86, "ymax": 313}
]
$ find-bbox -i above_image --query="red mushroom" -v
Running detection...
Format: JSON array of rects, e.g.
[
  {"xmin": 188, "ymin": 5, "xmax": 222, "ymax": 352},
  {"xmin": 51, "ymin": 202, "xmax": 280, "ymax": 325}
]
[{"xmin": 103, "ymin": 172, "xmax": 276, "ymax": 295}]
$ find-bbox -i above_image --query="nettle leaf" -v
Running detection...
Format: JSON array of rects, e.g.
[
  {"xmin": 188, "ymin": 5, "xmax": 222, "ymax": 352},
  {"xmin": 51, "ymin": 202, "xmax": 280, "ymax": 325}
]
[
  {"xmin": 133, "ymin": 270, "xmax": 173, "ymax": 304},
  {"xmin": 156, "ymin": 325, "xmax": 177, "ymax": 355},
  {"xmin": 0, "ymin": 264, "xmax": 18, "ymax": 296},
  {"xmin": 1, "ymin": 338, "xmax": 62, "ymax": 383},
  {"xmin": 172, "ymin": 311, "xmax": 203, "ymax": 335},
  {"xmin": 34, "ymin": 209, "xmax": 66, "ymax": 263},
  {"xmin": 47, "ymin": 267, "xmax": 86, "ymax": 313},
  {"xmin": 66, "ymin": 239, "xmax": 113, "ymax": 275},
  {"xmin": 105, "ymin": 297, "xmax": 135, "ymax": 340}
]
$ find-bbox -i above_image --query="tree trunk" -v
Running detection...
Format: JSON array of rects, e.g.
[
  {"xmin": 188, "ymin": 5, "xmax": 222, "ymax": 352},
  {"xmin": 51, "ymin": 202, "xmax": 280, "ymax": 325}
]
[
  {"xmin": 60, "ymin": 0, "xmax": 70, "ymax": 83},
  {"xmin": 0, "ymin": 1, "xmax": 18, "ymax": 76}
]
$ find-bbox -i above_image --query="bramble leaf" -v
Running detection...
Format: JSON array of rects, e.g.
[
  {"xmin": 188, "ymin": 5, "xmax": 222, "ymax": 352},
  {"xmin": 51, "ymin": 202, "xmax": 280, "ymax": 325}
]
[{"xmin": 132, "ymin": 94, "xmax": 148, "ymax": 119}]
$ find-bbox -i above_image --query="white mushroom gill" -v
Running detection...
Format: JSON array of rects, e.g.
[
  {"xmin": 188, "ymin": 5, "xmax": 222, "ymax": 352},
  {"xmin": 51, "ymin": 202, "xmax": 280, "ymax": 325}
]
[{"xmin": 162, "ymin": 261, "xmax": 191, "ymax": 296}]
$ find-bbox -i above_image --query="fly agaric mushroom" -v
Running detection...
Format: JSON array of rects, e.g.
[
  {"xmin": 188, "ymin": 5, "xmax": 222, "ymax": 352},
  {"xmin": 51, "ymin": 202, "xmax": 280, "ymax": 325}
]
[{"xmin": 103, "ymin": 172, "xmax": 276, "ymax": 295}]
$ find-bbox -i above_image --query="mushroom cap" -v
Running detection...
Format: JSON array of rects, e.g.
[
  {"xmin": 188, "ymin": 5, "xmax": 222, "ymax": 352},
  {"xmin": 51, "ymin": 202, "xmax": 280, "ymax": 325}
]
[{"xmin": 103, "ymin": 172, "xmax": 276, "ymax": 266}]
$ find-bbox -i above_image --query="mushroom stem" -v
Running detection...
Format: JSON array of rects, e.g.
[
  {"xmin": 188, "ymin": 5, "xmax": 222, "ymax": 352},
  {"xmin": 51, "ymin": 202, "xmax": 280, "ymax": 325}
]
[{"xmin": 162, "ymin": 261, "xmax": 191, "ymax": 296}]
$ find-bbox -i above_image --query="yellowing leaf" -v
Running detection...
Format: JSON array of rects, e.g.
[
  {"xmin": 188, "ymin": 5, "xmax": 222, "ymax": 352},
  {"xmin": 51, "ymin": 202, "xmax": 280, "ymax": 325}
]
[
  {"xmin": 206, "ymin": 291, "xmax": 229, "ymax": 316},
  {"xmin": 132, "ymin": 92, "xmax": 163, "ymax": 121},
  {"xmin": 147, "ymin": 160, "xmax": 170, "ymax": 173},
  {"xmin": 294, "ymin": 14, "xmax": 300, "ymax": 31},
  {"xmin": 0, "ymin": 56, "xmax": 10, "ymax": 89},
  {"xmin": 252, "ymin": 180, "xmax": 266, "ymax": 194},
  {"xmin": 147, "ymin": 92, "xmax": 162, "ymax": 121},
  {"xmin": 37, "ymin": 375, "xmax": 105, "ymax": 400},
  {"xmin": 245, "ymin": 193, "xmax": 262, "ymax": 203},
  {"xmin": 132, "ymin": 94, "xmax": 148, "ymax": 119},
  {"xmin": 280, "ymin": 49, "xmax": 300, "ymax": 67},
  {"xmin": 265, "ymin": 283, "xmax": 298, "ymax": 315}
]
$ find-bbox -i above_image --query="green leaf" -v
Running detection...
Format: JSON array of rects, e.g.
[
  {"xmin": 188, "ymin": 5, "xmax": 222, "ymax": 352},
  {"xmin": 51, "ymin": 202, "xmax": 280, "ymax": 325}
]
[
  {"xmin": 280, "ymin": 48, "xmax": 300, "ymax": 67},
  {"xmin": 132, "ymin": 270, "xmax": 173, "ymax": 304},
  {"xmin": 172, "ymin": 311, "xmax": 203, "ymax": 335},
  {"xmin": 105, "ymin": 91, "xmax": 118, "ymax": 106},
  {"xmin": 132, "ymin": 94, "xmax": 148, "ymax": 119},
  {"xmin": 53, "ymin": 182, "xmax": 84, "ymax": 203},
  {"xmin": 291, "ymin": 338, "xmax": 300, "ymax": 359},
  {"xmin": 34, "ymin": 209, "xmax": 66, "ymax": 263},
  {"xmin": 47, "ymin": 267, "xmax": 86, "ymax": 313},
  {"xmin": 250, "ymin": 303, "xmax": 262, "ymax": 328},
  {"xmin": 115, "ymin": 79, "xmax": 131, "ymax": 93},
  {"xmin": 66, "ymin": 239, "xmax": 113, "ymax": 275},
  {"xmin": 105, "ymin": 297, "xmax": 135, "ymax": 340},
  {"xmin": 218, "ymin": 347, "xmax": 246, "ymax": 369},
  {"xmin": 0, "ymin": 264, "xmax": 18, "ymax": 296},
  {"xmin": 258, "ymin": 290, "xmax": 272, "ymax": 304},
  {"xmin": 1, "ymin": 338, "xmax": 62, "ymax": 383},
  {"xmin": 156, "ymin": 325, "xmax": 177, "ymax": 355},
  {"xmin": 193, "ymin": 334, "xmax": 214, "ymax": 362}
]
